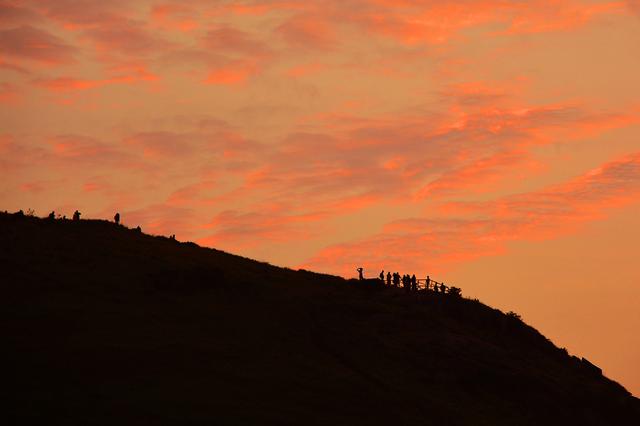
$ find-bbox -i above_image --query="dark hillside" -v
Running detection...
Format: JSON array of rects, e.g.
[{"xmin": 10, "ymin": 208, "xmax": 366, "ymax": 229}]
[{"xmin": 2, "ymin": 212, "xmax": 638, "ymax": 425}]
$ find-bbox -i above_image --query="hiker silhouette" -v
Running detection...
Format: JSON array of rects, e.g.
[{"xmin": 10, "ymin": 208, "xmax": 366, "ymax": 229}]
[
  {"xmin": 48, "ymin": 211, "xmax": 55, "ymax": 220},
  {"xmin": 411, "ymin": 274, "xmax": 417, "ymax": 292},
  {"xmin": 356, "ymin": 267, "xmax": 364, "ymax": 280},
  {"xmin": 73, "ymin": 210, "xmax": 81, "ymax": 221},
  {"xmin": 425, "ymin": 275, "xmax": 431, "ymax": 291},
  {"xmin": 386, "ymin": 271, "xmax": 391, "ymax": 286},
  {"xmin": 379, "ymin": 270, "xmax": 384, "ymax": 281},
  {"xmin": 114, "ymin": 212, "xmax": 120, "ymax": 225},
  {"xmin": 403, "ymin": 274, "xmax": 410, "ymax": 291}
]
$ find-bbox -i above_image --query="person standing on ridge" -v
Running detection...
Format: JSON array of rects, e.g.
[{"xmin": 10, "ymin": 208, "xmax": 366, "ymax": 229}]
[
  {"xmin": 411, "ymin": 274, "xmax": 417, "ymax": 292},
  {"xmin": 73, "ymin": 210, "xmax": 81, "ymax": 221},
  {"xmin": 386, "ymin": 271, "xmax": 391, "ymax": 286},
  {"xmin": 357, "ymin": 267, "xmax": 364, "ymax": 280},
  {"xmin": 379, "ymin": 270, "xmax": 384, "ymax": 282},
  {"xmin": 425, "ymin": 275, "xmax": 431, "ymax": 291},
  {"xmin": 114, "ymin": 212, "xmax": 120, "ymax": 225}
]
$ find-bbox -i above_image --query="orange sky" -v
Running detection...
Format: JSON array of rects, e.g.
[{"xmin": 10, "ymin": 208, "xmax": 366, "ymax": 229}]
[{"xmin": 1, "ymin": 0, "xmax": 639, "ymax": 395}]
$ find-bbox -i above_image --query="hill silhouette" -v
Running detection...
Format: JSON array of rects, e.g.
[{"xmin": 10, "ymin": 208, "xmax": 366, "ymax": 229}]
[{"xmin": 2, "ymin": 211, "xmax": 639, "ymax": 425}]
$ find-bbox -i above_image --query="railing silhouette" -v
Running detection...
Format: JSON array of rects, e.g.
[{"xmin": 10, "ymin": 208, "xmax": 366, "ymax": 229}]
[{"xmin": 361, "ymin": 274, "xmax": 461, "ymax": 295}]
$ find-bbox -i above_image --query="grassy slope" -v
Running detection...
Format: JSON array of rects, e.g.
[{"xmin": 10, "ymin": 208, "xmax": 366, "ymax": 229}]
[{"xmin": 2, "ymin": 212, "xmax": 638, "ymax": 425}]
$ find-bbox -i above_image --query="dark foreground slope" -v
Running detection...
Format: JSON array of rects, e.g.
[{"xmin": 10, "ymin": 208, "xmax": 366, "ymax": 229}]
[{"xmin": 2, "ymin": 212, "xmax": 638, "ymax": 425}]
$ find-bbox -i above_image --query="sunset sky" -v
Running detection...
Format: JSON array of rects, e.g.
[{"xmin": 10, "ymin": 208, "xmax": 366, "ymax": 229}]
[{"xmin": 1, "ymin": 0, "xmax": 639, "ymax": 394}]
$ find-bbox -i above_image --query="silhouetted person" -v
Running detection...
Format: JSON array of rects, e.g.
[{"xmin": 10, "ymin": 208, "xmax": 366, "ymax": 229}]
[
  {"xmin": 411, "ymin": 274, "xmax": 417, "ymax": 292},
  {"xmin": 386, "ymin": 271, "xmax": 391, "ymax": 286},
  {"xmin": 433, "ymin": 283, "xmax": 439, "ymax": 293},
  {"xmin": 393, "ymin": 272, "xmax": 399, "ymax": 287},
  {"xmin": 48, "ymin": 211, "xmax": 55, "ymax": 220},
  {"xmin": 441, "ymin": 283, "xmax": 447, "ymax": 294},
  {"xmin": 135, "ymin": 226, "xmax": 141, "ymax": 232},
  {"xmin": 357, "ymin": 267, "xmax": 364, "ymax": 280},
  {"xmin": 170, "ymin": 234, "xmax": 176, "ymax": 240},
  {"xmin": 16, "ymin": 209, "xmax": 24, "ymax": 216},
  {"xmin": 425, "ymin": 275, "xmax": 431, "ymax": 291},
  {"xmin": 114, "ymin": 212, "xmax": 120, "ymax": 225},
  {"xmin": 379, "ymin": 270, "xmax": 384, "ymax": 282},
  {"xmin": 73, "ymin": 210, "xmax": 81, "ymax": 221}
]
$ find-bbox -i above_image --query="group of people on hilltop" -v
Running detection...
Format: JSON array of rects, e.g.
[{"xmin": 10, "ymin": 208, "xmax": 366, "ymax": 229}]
[
  {"xmin": 365, "ymin": 268, "xmax": 460, "ymax": 296},
  {"xmin": 380, "ymin": 271, "xmax": 421, "ymax": 292},
  {"xmin": 43, "ymin": 209, "xmax": 114, "ymax": 223},
  {"xmin": 20, "ymin": 209, "xmax": 139, "ymax": 231},
  {"xmin": 30, "ymin": 209, "xmax": 151, "ymax": 236}
]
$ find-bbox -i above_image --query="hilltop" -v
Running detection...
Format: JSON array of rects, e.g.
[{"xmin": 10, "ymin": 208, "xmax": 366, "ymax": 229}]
[{"xmin": 2, "ymin": 211, "xmax": 638, "ymax": 425}]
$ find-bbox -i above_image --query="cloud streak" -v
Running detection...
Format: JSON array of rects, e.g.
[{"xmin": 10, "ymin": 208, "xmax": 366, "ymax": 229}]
[{"xmin": 304, "ymin": 152, "xmax": 640, "ymax": 276}]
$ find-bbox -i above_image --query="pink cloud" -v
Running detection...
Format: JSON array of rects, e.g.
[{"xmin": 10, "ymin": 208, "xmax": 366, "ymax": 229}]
[
  {"xmin": 276, "ymin": 13, "xmax": 335, "ymax": 49},
  {"xmin": 0, "ymin": 134, "xmax": 48, "ymax": 172},
  {"xmin": 0, "ymin": 82, "xmax": 20, "ymax": 103},
  {"xmin": 150, "ymin": 3, "xmax": 199, "ymax": 32},
  {"xmin": 0, "ymin": 25, "xmax": 75, "ymax": 64},
  {"xmin": 414, "ymin": 150, "xmax": 540, "ymax": 199},
  {"xmin": 33, "ymin": 66, "xmax": 159, "ymax": 92},
  {"xmin": 19, "ymin": 181, "xmax": 46, "ymax": 193},
  {"xmin": 122, "ymin": 203, "xmax": 198, "ymax": 239},
  {"xmin": 48, "ymin": 134, "xmax": 135, "ymax": 169},
  {"xmin": 34, "ymin": 76, "xmax": 125, "ymax": 91},
  {"xmin": 124, "ymin": 131, "xmax": 195, "ymax": 159},
  {"xmin": 503, "ymin": 1, "xmax": 625, "ymax": 34},
  {"xmin": 166, "ymin": 180, "xmax": 217, "ymax": 207},
  {"xmin": 202, "ymin": 26, "xmax": 271, "ymax": 57},
  {"xmin": 204, "ymin": 60, "xmax": 257, "ymax": 85},
  {"xmin": 26, "ymin": 0, "xmax": 128, "ymax": 29},
  {"xmin": 286, "ymin": 62, "xmax": 325, "ymax": 77},
  {"xmin": 304, "ymin": 152, "xmax": 640, "ymax": 276},
  {"xmin": 199, "ymin": 209, "xmax": 326, "ymax": 250},
  {"xmin": 0, "ymin": 1, "xmax": 41, "ymax": 26},
  {"xmin": 82, "ymin": 18, "xmax": 168, "ymax": 57}
]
